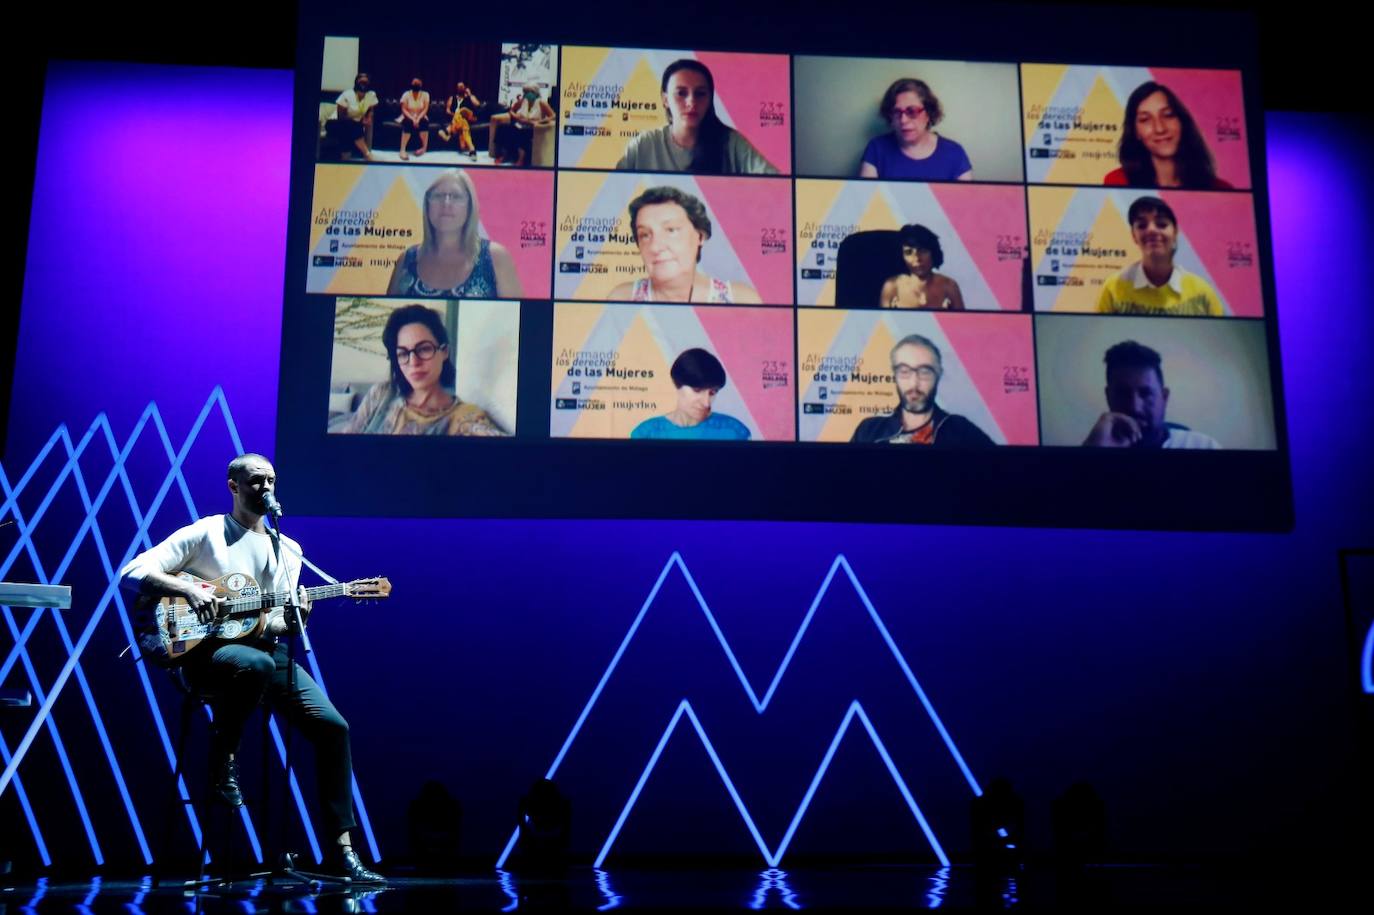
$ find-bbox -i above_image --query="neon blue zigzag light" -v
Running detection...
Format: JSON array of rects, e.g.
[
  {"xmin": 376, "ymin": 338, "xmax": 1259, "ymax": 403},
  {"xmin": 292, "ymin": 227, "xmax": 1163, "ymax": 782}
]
[
  {"xmin": 496, "ymin": 551, "xmax": 984, "ymax": 869},
  {"xmin": 1363, "ymin": 620, "xmax": 1373, "ymax": 694},
  {"xmin": 0, "ymin": 387, "xmax": 379, "ymax": 866}
]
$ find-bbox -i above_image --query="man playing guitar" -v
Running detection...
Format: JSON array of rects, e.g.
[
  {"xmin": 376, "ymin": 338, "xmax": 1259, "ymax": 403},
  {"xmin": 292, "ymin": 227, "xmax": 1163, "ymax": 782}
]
[{"xmin": 120, "ymin": 453, "xmax": 383, "ymax": 883}]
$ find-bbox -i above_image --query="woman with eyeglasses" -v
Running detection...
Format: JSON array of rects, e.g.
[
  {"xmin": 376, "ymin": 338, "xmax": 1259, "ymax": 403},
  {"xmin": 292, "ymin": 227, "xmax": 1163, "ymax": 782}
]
[
  {"xmin": 339, "ymin": 304, "xmax": 507, "ymax": 435},
  {"xmin": 386, "ymin": 169, "xmax": 523, "ymax": 298},
  {"xmin": 858, "ymin": 78, "xmax": 972, "ymax": 181}
]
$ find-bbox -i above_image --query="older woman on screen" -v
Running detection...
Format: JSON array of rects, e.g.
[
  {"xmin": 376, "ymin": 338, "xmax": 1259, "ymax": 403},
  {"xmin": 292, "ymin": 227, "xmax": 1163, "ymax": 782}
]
[
  {"xmin": 339, "ymin": 304, "xmax": 507, "ymax": 436},
  {"xmin": 859, "ymin": 78, "xmax": 973, "ymax": 181},
  {"xmin": 616, "ymin": 59, "xmax": 778, "ymax": 175},
  {"xmin": 606, "ymin": 186, "xmax": 762, "ymax": 304},
  {"xmin": 1104, "ymin": 82, "xmax": 1233, "ymax": 189},
  {"xmin": 879, "ymin": 224, "xmax": 966, "ymax": 309},
  {"xmin": 630, "ymin": 348, "xmax": 750, "ymax": 440},
  {"xmin": 1097, "ymin": 196, "xmax": 1222, "ymax": 316},
  {"xmin": 387, "ymin": 169, "xmax": 522, "ymax": 298}
]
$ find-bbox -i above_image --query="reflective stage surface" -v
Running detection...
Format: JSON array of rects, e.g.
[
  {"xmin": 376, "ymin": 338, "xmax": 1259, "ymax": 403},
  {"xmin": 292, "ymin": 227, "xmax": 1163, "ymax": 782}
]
[{"xmin": 0, "ymin": 863, "xmax": 1353, "ymax": 912}]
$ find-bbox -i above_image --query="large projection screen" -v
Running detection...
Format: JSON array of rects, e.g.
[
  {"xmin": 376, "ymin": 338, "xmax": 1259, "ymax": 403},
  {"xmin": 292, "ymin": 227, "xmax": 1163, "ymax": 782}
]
[{"xmin": 277, "ymin": 1, "xmax": 1289, "ymax": 530}]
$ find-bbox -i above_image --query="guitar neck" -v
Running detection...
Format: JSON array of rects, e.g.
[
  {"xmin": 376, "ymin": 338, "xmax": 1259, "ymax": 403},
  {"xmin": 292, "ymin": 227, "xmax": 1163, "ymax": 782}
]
[{"xmin": 223, "ymin": 582, "xmax": 349, "ymax": 612}]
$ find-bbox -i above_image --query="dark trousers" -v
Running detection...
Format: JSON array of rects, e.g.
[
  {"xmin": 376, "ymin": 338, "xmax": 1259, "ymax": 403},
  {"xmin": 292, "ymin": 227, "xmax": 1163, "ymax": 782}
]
[{"xmin": 185, "ymin": 641, "xmax": 357, "ymax": 838}]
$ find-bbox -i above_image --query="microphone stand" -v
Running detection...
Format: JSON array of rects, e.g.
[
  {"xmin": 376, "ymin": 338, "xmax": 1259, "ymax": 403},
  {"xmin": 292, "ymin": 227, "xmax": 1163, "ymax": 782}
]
[{"xmin": 256, "ymin": 498, "xmax": 348, "ymax": 892}]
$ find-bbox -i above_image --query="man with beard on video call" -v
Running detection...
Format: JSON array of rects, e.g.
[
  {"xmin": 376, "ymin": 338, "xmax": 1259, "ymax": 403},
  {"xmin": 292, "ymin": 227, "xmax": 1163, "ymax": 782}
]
[
  {"xmin": 850, "ymin": 334, "xmax": 994, "ymax": 447},
  {"xmin": 1082, "ymin": 340, "xmax": 1220, "ymax": 448}
]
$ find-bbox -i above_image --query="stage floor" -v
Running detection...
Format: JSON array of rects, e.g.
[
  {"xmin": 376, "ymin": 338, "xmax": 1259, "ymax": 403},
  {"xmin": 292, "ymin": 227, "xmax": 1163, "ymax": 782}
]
[{"xmin": 0, "ymin": 862, "xmax": 1351, "ymax": 912}]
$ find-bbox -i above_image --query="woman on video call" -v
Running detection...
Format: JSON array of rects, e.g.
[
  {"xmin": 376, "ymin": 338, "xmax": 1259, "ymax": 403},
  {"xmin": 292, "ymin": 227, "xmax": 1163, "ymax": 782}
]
[
  {"xmin": 617, "ymin": 58, "xmax": 778, "ymax": 175},
  {"xmin": 339, "ymin": 304, "xmax": 507, "ymax": 436},
  {"xmin": 387, "ymin": 169, "xmax": 523, "ymax": 299},
  {"xmin": 859, "ymin": 78, "xmax": 973, "ymax": 181},
  {"xmin": 630, "ymin": 348, "xmax": 750, "ymax": 440},
  {"xmin": 606, "ymin": 186, "xmax": 762, "ymax": 304},
  {"xmin": 1097, "ymin": 195, "xmax": 1222, "ymax": 316},
  {"xmin": 1103, "ymin": 81, "xmax": 1233, "ymax": 190}
]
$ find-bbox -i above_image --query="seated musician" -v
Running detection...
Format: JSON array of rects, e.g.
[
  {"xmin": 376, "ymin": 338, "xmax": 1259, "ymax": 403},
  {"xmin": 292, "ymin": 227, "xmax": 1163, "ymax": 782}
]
[{"xmin": 119, "ymin": 453, "xmax": 383, "ymax": 883}]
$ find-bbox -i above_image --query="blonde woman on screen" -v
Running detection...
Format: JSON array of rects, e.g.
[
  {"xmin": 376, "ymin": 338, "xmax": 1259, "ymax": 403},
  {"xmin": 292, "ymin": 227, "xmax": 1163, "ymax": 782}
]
[{"xmin": 386, "ymin": 169, "xmax": 522, "ymax": 299}]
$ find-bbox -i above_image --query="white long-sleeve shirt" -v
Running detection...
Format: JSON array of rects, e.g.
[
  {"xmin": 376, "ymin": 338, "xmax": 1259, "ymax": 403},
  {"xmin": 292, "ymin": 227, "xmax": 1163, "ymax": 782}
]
[{"xmin": 120, "ymin": 514, "xmax": 303, "ymax": 599}]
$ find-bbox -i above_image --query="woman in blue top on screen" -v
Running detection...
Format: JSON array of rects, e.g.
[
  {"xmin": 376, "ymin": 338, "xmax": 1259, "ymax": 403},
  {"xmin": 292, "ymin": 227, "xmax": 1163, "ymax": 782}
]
[
  {"xmin": 616, "ymin": 59, "xmax": 778, "ymax": 175},
  {"xmin": 859, "ymin": 78, "xmax": 973, "ymax": 181},
  {"xmin": 630, "ymin": 348, "xmax": 751, "ymax": 440},
  {"xmin": 387, "ymin": 169, "xmax": 523, "ymax": 298},
  {"xmin": 1103, "ymin": 82, "xmax": 1233, "ymax": 190}
]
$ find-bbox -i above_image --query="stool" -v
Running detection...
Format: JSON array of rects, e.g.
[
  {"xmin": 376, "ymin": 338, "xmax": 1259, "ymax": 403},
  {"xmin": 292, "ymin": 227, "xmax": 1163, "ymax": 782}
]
[{"xmin": 154, "ymin": 669, "xmax": 243, "ymax": 889}]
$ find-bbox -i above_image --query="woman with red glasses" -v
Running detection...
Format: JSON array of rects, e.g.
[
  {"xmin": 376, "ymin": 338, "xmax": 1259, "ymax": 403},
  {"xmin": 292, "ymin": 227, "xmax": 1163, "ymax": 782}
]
[{"xmin": 858, "ymin": 78, "xmax": 973, "ymax": 182}]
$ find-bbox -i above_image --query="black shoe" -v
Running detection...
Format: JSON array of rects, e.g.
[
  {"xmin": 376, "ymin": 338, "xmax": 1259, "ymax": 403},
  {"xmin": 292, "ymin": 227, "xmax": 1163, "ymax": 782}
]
[
  {"xmin": 210, "ymin": 753, "xmax": 244, "ymax": 808},
  {"xmin": 335, "ymin": 847, "xmax": 385, "ymax": 884}
]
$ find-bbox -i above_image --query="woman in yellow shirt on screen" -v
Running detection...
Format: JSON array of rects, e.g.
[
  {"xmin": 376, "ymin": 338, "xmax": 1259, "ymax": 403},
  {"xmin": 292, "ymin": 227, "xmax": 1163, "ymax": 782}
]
[{"xmin": 1097, "ymin": 196, "xmax": 1222, "ymax": 317}]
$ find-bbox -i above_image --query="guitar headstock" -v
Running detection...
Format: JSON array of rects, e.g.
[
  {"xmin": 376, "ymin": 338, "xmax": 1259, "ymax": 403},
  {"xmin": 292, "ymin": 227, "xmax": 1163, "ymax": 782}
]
[{"xmin": 344, "ymin": 577, "xmax": 392, "ymax": 600}]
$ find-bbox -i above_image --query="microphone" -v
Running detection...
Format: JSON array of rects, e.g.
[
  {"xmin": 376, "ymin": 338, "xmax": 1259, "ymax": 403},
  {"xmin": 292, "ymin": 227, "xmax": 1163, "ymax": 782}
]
[{"xmin": 261, "ymin": 490, "xmax": 284, "ymax": 520}]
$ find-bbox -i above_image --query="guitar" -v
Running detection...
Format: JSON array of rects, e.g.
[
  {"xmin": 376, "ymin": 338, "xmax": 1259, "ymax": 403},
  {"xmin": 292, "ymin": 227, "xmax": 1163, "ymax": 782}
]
[{"xmin": 133, "ymin": 571, "xmax": 391, "ymax": 667}]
